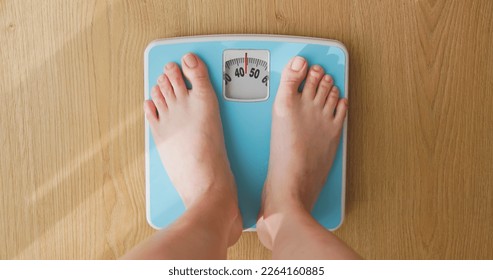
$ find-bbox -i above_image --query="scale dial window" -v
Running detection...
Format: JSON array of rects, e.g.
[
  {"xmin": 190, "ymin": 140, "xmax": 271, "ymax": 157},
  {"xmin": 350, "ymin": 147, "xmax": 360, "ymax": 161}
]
[{"xmin": 223, "ymin": 49, "xmax": 269, "ymax": 102}]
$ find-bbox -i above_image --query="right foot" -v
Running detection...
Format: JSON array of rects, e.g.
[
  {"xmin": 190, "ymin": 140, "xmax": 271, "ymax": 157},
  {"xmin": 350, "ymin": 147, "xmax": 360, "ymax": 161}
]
[
  {"xmin": 257, "ymin": 56, "xmax": 348, "ymax": 248},
  {"xmin": 144, "ymin": 53, "xmax": 242, "ymax": 245}
]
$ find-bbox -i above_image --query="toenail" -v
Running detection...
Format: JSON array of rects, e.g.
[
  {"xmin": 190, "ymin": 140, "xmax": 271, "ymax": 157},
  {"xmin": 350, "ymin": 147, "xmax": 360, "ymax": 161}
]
[
  {"xmin": 165, "ymin": 63, "xmax": 174, "ymax": 70},
  {"xmin": 324, "ymin": 75, "xmax": 332, "ymax": 82},
  {"xmin": 312, "ymin": 65, "xmax": 322, "ymax": 72},
  {"xmin": 158, "ymin": 75, "xmax": 165, "ymax": 82},
  {"xmin": 291, "ymin": 56, "xmax": 305, "ymax": 71},
  {"xmin": 183, "ymin": 53, "xmax": 198, "ymax": 68}
]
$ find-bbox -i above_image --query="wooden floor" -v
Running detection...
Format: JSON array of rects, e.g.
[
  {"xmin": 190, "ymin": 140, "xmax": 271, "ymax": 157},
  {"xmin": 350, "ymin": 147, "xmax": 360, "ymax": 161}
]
[{"xmin": 1, "ymin": 0, "xmax": 492, "ymax": 259}]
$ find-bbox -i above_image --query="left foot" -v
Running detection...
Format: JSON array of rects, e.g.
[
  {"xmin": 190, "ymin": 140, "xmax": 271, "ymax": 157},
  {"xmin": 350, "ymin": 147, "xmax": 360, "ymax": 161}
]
[{"xmin": 144, "ymin": 53, "xmax": 242, "ymax": 245}]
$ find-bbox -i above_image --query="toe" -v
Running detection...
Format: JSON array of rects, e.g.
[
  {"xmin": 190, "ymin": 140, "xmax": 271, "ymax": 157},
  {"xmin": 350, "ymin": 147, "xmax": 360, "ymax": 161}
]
[
  {"xmin": 181, "ymin": 53, "xmax": 214, "ymax": 95},
  {"xmin": 314, "ymin": 74, "xmax": 334, "ymax": 106},
  {"xmin": 157, "ymin": 74, "xmax": 176, "ymax": 102},
  {"xmin": 164, "ymin": 62, "xmax": 188, "ymax": 97},
  {"xmin": 334, "ymin": 98, "xmax": 348, "ymax": 124},
  {"xmin": 150, "ymin": 85, "xmax": 167, "ymax": 114},
  {"xmin": 143, "ymin": 100, "xmax": 158, "ymax": 124},
  {"xmin": 302, "ymin": 65, "xmax": 324, "ymax": 100},
  {"xmin": 277, "ymin": 56, "xmax": 308, "ymax": 99},
  {"xmin": 324, "ymin": 85, "xmax": 340, "ymax": 114}
]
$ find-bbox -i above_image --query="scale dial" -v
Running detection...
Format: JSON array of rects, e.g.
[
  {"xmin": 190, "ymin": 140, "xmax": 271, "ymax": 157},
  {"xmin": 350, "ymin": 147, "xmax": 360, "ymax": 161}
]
[{"xmin": 223, "ymin": 49, "xmax": 269, "ymax": 101}]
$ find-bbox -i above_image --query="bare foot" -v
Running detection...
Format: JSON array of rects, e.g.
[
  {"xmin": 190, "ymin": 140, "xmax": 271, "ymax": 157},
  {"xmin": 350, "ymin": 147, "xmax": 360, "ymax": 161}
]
[
  {"xmin": 257, "ymin": 56, "xmax": 348, "ymax": 249},
  {"xmin": 144, "ymin": 53, "xmax": 242, "ymax": 245}
]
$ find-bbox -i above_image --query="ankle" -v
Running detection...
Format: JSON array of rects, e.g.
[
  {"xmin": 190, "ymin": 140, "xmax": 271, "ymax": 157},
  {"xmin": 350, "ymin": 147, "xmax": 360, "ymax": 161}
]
[
  {"xmin": 257, "ymin": 200, "xmax": 310, "ymax": 251},
  {"xmin": 182, "ymin": 169, "xmax": 236, "ymax": 207},
  {"xmin": 194, "ymin": 187, "xmax": 238, "ymax": 217},
  {"xmin": 262, "ymin": 180, "xmax": 312, "ymax": 216},
  {"xmin": 196, "ymin": 189, "xmax": 242, "ymax": 247},
  {"xmin": 263, "ymin": 198, "xmax": 310, "ymax": 220}
]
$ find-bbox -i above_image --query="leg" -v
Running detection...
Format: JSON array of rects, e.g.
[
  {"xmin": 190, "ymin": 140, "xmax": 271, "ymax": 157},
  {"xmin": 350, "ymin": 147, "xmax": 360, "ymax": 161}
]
[
  {"xmin": 257, "ymin": 57, "xmax": 361, "ymax": 259},
  {"xmin": 123, "ymin": 53, "xmax": 242, "ymax": 259}
]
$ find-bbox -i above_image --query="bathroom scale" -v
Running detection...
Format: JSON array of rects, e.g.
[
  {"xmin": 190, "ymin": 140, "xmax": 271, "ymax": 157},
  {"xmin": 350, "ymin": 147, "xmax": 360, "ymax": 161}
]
[{"xmin": 145, "ymin": 35, "xmax": 348, "ymax": 231}]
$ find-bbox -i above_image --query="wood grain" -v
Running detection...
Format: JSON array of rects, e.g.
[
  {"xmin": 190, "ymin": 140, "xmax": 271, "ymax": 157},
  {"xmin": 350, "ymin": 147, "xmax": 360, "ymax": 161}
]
[{"xmin": 1, "ymin": 0, "xmax": 492, "ymax": 259}]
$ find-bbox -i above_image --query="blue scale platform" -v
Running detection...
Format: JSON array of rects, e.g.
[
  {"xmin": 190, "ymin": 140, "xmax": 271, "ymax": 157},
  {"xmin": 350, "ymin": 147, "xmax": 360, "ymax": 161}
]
[{"xmin": 145, "ymin": 35, "xmax": 348, "ymax": 230}]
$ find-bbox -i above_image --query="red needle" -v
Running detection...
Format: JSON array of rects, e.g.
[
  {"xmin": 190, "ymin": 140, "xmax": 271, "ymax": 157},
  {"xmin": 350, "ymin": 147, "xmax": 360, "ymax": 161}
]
[{"xmin": 244, "ymin": 52, "xmax": 248, "ymax": 75}]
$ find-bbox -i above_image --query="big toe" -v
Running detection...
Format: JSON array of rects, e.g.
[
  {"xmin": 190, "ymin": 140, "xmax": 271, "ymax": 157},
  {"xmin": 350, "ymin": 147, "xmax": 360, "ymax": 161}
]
[
  {"xmin": 181, "ymin": 53, "xmax": 214, "ymax": 95},
  {"xmin": 276, "ymin": 56, "xmax": 308, "ymax": 101}
]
